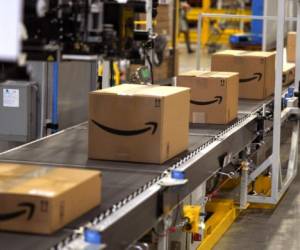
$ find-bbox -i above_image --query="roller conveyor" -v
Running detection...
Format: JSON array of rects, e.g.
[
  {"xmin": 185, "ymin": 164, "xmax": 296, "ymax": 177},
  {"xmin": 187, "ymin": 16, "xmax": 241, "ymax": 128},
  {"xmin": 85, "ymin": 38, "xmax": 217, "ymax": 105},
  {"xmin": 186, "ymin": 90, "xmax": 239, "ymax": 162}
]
[{"xmin": 0, "ymin": 99, "xmax": 269, "ymax": 250}]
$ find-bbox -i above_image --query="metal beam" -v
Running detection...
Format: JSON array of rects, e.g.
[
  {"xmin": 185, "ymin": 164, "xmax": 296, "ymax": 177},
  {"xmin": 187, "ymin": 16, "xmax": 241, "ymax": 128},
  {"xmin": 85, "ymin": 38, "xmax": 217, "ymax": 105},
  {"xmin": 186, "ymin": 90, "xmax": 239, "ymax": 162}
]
[
  {"xmin": 295, "ymin": 0, "xmax": 300, "ymax": 89},
  {"xmin": 270, "ymin": 0, "xmax": 285, "ymax": 201}
]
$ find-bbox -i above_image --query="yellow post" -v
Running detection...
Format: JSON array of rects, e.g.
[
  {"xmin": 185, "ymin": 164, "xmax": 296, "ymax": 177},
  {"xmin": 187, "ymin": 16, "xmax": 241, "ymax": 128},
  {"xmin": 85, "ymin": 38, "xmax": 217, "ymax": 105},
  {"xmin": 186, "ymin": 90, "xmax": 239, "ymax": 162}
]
[
  {"xmin": 175, "ymin": 0, "xmax": 180, "ymax": 46},
  {"xmin": 203, "ymin": 0, "xmax": 210, "ymax": 10},
  {"xmin": 202, "ymin": 0, "xmax": 210, "ymax": 45},
  {"xmin": 113, "ymin": 62, "xmax": 120, "ymax": 85},
  {"xmin": 183, "ymin": 205, "xmax": 201, "ymax": 233}
]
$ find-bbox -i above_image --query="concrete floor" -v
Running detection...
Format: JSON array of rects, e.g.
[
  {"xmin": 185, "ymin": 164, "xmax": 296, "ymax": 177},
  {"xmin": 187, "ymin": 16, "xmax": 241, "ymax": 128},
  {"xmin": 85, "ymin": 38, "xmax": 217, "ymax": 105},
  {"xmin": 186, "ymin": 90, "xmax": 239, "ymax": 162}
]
[{"xmin": 215, "ymin": 165, "xmax": 300, "ymax": 250}]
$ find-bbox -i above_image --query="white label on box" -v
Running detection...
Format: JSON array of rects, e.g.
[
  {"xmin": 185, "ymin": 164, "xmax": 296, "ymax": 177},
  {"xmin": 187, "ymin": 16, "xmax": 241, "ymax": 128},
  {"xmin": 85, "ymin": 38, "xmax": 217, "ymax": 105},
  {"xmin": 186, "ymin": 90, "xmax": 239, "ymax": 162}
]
[
  {"xmin": 192, "ymin": 112, "xmax": 206, "ymax": 123},
  {"xmin": 3, "ymin": 88, "xmax": 19, "ymax": 107}
]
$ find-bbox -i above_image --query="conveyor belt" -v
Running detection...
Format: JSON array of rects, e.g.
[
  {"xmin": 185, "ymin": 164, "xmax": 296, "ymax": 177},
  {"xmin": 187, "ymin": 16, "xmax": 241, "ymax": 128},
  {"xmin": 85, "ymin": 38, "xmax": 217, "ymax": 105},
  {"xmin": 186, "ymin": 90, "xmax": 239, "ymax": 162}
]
[
  {"xmin": 0, "ymin": 99, "xmax": 267, "ymax": 250},
  {"xmin": 0, "ymin": 123, "xmax": 217, "ymax": 174}
]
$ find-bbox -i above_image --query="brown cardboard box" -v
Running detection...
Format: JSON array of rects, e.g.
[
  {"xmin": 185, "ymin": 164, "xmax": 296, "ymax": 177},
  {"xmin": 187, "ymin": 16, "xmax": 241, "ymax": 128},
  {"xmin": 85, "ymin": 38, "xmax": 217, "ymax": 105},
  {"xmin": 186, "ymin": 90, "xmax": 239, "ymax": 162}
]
[
  {"xmin": 287, "ymin": 32, "xmax": 296, "ymax": 63},
  {"xmin": 283, "ymin": 63, "xmax": 295, "ymax": 86},
  {"xmin": 88, "ymin": 84, "xmax": 190, "ymax": 164},
  {"xmin": 211, "ymin": 50, "xmax": 276, "ymax": 100},
  {"xmin": 177, "ymin": 71, "xmax": 239, "ymax": 124},
  {"xmin": 0, "ymin": 164, "xmax": 101, "ymax": 234}
]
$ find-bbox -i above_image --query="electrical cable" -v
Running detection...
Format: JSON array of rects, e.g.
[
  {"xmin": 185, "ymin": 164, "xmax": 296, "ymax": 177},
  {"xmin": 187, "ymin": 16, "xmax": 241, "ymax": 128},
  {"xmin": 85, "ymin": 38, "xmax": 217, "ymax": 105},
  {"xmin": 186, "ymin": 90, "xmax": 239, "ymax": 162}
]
[
  {"xmin": 206, "ymin": 165, "xmax": 243, "ymax": 199},
  {"xmin": 144, "ymin": 48, "xmax": 154, "ymax": 85}
]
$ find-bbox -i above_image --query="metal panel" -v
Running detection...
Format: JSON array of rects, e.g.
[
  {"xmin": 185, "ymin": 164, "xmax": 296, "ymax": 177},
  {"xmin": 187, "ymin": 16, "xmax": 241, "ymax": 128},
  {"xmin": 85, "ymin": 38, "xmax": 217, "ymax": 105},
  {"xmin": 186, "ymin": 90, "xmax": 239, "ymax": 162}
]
[
  {"xmin": 28, "ymin": 61, "xmax": 48, "ymax": 138},
  {"xmin": 28, "ymin": 60, "xmax": 98, "ymax": 137},
  {"xmin": 0, "ymin": 81, "xmax": 37, "ymax": 142},
  {"xmin": 57, "ymin": 61, "xmax": 97, "ymax": 130}
]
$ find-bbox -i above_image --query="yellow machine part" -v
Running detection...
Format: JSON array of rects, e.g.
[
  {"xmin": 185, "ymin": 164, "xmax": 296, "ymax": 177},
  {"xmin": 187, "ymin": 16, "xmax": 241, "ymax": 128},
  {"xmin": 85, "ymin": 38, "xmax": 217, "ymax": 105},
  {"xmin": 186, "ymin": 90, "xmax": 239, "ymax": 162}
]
[
  {"xmin": 195, "ymin": 176, "xmax": 274, "ymax": 249},
  {"xmin": 183, "ymin": 205, "xmax": 201, "ymax": 234},
  {"xmin": 134, "ymin": 20, "xmax": 157, "ymax": 26},
  {"xmin": 220, "ymin": 177, "xmax": 241, "ymax": 190},
  {"xmin": 253, "ymin": 175, "xmax": 271, "ymax": 195},
  {"xmin": 98, "ymin": 62, "xmax": 120, "ymax": 86},
  {"xmin": 249, "ymin": 175, "xmax": 275, "ymax": 209},
  {"xmin": 98, "ymin": 64, "xmax": 103, "ymax": 77},
  {"xmin": 197, "ymin": 199, "xmax": 237, "ymax": 250},
  {"xmin": 219, "ymin": 175, "xmax": 274, "ymax": 209},
  {"xmin": 113, "ymin": 62, "xmax": 120, "ymax": 85}
]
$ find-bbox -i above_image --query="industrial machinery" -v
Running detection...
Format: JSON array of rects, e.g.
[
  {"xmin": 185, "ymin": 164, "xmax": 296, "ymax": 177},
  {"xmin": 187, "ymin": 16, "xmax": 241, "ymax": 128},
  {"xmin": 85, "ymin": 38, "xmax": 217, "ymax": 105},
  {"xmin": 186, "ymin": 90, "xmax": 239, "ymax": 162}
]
[
  {"xmin": 0, "ymin": 0, "xmax": 154, "ymax": 150},
  {"xmin": 0, "ymin": 79, "xmax": 299, "ymax": 250},
  {"xmin": 0, "ymin": 0, "xmax": 300, "ymax": 250}
]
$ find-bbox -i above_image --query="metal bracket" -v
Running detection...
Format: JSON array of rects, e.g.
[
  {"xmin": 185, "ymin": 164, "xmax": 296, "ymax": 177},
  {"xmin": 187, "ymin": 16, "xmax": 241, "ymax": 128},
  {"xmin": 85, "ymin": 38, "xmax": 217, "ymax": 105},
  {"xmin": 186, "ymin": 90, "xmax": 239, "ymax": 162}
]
[{"xmin": 158, "ymin": 170, "xmax": 188, "ymax": 187}]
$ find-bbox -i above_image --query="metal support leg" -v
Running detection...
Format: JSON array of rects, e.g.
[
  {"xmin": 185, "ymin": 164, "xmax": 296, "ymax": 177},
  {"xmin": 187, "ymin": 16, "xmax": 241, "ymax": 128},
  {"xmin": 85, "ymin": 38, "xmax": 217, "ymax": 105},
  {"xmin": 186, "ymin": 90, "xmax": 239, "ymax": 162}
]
[
  {"xmin": 157, "ymin": 216, "xmax": 171, "ymax": 250},
  {"xmin": 196, "ymin": 15, "xmax": 202, "ymax": 70},
  {"xmin": 102, "ymin": 60, "xmax": 111, "ymax": 89},
  {"xmin": 239, "ymin": 0, "xmax": 245, "ymax": 32},
  {"xmin": 295, "ymin": 0, "xmax": 300, "ymax": 89},
  {"xmin": 270, "ymin": 0, "xmax": 286, "ymax": 202},
  {"xmin": 262, "ymin": 0, "xmax": 268, "ymax": 51},
  {"xmin": 240, "ymin": 161, "xmax": 249, "ymax": 209},
  {"xmin": 145, "ymin": 0, "xmax": 153, "ymax": 71},
  {"xmin": 287, "ymin": 122, "xmax": 299, "ymax": 177}
]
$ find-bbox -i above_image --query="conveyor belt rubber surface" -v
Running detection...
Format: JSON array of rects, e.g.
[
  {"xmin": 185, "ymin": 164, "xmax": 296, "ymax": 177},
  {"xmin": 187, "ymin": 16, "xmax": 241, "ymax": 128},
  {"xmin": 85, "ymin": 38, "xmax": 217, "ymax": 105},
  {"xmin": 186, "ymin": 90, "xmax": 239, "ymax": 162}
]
[{"xmin": 0, "ymin": 100, "xmax": 266, "ymax": 250}]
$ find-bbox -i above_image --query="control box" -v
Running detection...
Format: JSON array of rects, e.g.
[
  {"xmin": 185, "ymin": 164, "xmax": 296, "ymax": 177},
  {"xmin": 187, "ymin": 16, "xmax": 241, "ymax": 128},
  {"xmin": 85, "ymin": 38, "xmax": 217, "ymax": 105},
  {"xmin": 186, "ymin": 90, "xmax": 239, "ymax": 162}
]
[{"xmin": 0, "ymin": 81, "xmax": 37, "ymax": 142}]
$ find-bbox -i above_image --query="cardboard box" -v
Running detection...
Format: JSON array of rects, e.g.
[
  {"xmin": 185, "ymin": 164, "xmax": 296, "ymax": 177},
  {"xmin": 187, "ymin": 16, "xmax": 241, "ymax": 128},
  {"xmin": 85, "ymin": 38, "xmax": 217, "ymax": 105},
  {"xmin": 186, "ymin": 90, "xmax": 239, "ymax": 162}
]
[
  {"xmin": 88, "ymin": 84, "xmax": 190, "ymax": 164},
  {"xmin": 177, "ymin": 71, "xmax": 239, "ymax": 124},
  {"xmin": 0, "ymin": 164, "xmax": 101, "ymax": 234},
  {"xmin": 283, "ymin": 63, "xmax": 295, "ymax": 86},
  {"xmin": 211, "ymin": 50, "xmax": 276, "ymax": 100},
  {"xmin": 287, "ymin": 32, "xmax": 296, "ymax": 63}
]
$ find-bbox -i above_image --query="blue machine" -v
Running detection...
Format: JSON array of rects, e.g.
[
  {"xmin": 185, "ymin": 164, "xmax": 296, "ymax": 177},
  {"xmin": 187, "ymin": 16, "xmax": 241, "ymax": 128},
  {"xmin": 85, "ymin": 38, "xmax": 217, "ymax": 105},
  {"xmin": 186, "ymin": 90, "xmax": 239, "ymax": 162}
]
[{"xmin": 230, "ymin": 0, "xmax": 263, "ymax": 47}]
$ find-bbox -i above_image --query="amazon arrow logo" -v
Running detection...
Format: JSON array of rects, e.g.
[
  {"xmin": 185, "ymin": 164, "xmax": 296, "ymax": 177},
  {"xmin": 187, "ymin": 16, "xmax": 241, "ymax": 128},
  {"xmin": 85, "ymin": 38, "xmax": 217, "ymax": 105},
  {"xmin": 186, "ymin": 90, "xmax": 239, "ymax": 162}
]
[
  {"xmin": 240, "ymin": 73, "xmax": 262, "ymax": 83},
  {"xmin": 191, "ymin": 96, "xmax": 223, "ymax": 106},
  {"xmin": 92, "ymin": 120, "xmax": 158, "ymax": 136},
  {"xmin": 0, "ymin": 202, "xmax": 35, "ymax": 221}
]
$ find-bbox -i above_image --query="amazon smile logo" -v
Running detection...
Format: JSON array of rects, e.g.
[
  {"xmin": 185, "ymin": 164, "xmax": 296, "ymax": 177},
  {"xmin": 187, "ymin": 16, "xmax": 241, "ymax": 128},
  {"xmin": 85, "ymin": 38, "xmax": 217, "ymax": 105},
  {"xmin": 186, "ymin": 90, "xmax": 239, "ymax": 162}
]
[
  {"xmin": 0, "ymin": 202, "xmax": 35, "ymax": 221},
  {"xmin": 92, "ymin": 120, "xmax": 158, "ymax": 136},
  {"xmin": 240, "ymin": 73, "xmax": 262, "ymax": 83},
  {"xmin": 191, "ymin": 96, "xmax": 223, "ymax": 106}
]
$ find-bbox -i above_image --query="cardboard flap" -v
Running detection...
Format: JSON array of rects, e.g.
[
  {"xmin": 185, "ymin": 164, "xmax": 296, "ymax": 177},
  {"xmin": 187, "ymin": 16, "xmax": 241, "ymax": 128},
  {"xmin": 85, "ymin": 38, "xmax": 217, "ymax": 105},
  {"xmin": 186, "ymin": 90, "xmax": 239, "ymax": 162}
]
[
  {"xmin": 213, "ymin": 50, "xmax": 246, "ymax": 56},
  {"xmin": 283, "ymin": 63, "xmax": 295, "ymax": 72},
  {"xmin": 178, "ymin": 71, "xmax": 238, "ymax": 79},
  {"xmin": 91, "ymin": 84, "xmax": 189, "ymax": 98},
  {"xmin": 243, "ymin": 51, "xmax": 276, "ymax": 58}
]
